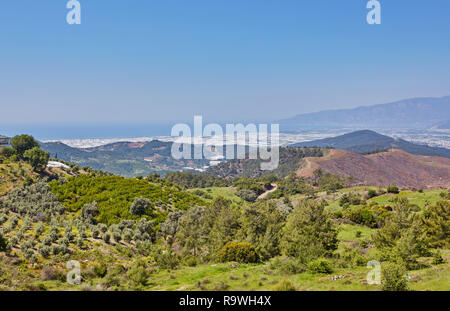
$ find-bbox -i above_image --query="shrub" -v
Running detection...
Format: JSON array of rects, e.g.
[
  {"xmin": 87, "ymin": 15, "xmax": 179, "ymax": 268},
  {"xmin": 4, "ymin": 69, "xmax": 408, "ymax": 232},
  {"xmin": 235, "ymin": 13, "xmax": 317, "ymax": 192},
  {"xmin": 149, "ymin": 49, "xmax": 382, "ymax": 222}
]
[
  {"xmin": 24, "ymin": 147, "xmax": 50, "ymax": 172},
  {"xmin": 368, "ymin": 189, "xmax": 378, "ymax": 198},
  {"xmin": 387, "ymin": 184, "xmax": 399, "ymax": 194},
  {"xmin": 123, "ymin": 229, "xmax": 133, "ymax": 243},
  {"xmin": 40, "ymin": 267, "xmax": 65, "ymax": 281},
  {"xmin": 236, "ymin": 189, "xmax": 258, "ymax": 202},
  {"xmin": 127, "ymin": 263, "xmax": 149, "ymax": 287},
  {"xmin": 129, "ymin": 197, "xmax": 153, "ymax": 216},
  {"xmin": 432, "ymin": 250, "xmax": 445, "ymax": 265},
  {"xmin": 381, "ymin": 262, "xmax": 408, "ymax": 291},
  {"xmin": 103, "ymin": 232, "xmax": 111, "ymax": 244},
  {"xmin": 94, "ymin": 262, "xmax": 108, "ymax": 278},
  {"xmin": 307, "ymin": 258, "xmax": 333, "ymax": 274},
  {"xmin": 183, "ymin": 256, "xmax": 198, "ymax": 267},
  {"xmin": 152, "ymin": 245, "xmax": 180, "ymax": 270},
  {"xmin": 272, "ymin": 279, "xmax": 296, "ymax": 291},
  {"xmin": 281, "ymin": 200, "xmax": 338, "ymax": 263},
  {"xmin": 0, "ymin": 233, "xmax": 10, "ymax": 252},
  {"xmin": 268, "ymin": 257, "xmax": 306, "ymax": 275},
  {"xmin": 113, "ymin": 231, "xmax": 122, "ymax": 243},
  {"xmin": 217, "ymin": 241, "xmax": 259, "ymax": 263},
  {"xmin": 38, "ymin": 244, "xmax": 50, "ymax": 258}
]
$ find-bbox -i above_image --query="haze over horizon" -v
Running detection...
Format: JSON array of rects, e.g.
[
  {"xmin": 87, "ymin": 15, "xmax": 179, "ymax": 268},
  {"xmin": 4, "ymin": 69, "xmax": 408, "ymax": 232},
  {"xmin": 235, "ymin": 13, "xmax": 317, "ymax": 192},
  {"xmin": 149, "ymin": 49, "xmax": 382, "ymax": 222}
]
[{"xmin": 1, "ymin": 1, "xmax": 450, "ymax": 126}]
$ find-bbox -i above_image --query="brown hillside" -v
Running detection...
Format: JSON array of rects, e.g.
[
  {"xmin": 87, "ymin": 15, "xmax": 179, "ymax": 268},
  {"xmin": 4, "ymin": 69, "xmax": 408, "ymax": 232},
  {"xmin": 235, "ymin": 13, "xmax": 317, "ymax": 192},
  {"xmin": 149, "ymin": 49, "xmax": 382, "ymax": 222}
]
[{"xmin": 297, "ymin": 149, "xmax": 450, "ymax": 189}]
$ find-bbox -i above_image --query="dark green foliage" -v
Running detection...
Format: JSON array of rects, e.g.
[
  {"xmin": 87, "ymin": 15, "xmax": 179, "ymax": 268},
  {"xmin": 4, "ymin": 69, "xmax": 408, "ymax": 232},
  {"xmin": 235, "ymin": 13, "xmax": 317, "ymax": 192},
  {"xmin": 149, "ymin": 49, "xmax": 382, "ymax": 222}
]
[
  {"xmin": 432, "ymin": 250, "xmax": 445, "ymax": 265},
  {"xmin": 307, "ymin": 258, "xmax": 334, "ymax": 274},
  {"xmin": 165, "ymin": 171, "xmax": 230, "ymax": 188},
  {"xmin": 94, "ymin": 262, "xmax": 108, "ymax": 278},
  {"xmin": 127, "ymin": 262, "xmax": 149, "ymax": 287},
  {"xmin": 151, "ymin": 245, "xmax": 180, "ymax": 270},
  {"xmin": 0, "ymin": 146, "xmax": 15, "ymax": 158},
  {"xmin": 281, "ymin": 200, "xmax": 338, "ymax": 263},
  {"xmin": 103, "ymin": 232, "xmax": 111, "ymax": 243},
  {"xmin": 373, "ymin": 199, "xmax": 430, "ymax": 270},
  {"xmin": 217, "ymin": 241, "xmax": 259, "ymax": 263},
  {"xmin": 81, "ymin": 201, "xmax": 99, "ymax": 224},
  {"xmin": 236, "ymin": 189, "xmax": 258, "ymax": 202},
  {"xmin": 0, "ymin": 232, "xmax": 9, "ymax": 252},
  {"xmin": 268, "ymin": 175, "xmax": 314, "ymax": 199},
  {"xmin": 23, "ymin": 147, "xmax": 50, "ymax": 172},
  {"xmin": 347, "ymin": 208, "xmax": 378, "ymax": 228},
  {"xmin": 206, "ymin": 147, "xmax": 324, "ymax": 179},
  {"xmin": 339, "ymin": 192, "xmax": 363, "ymax": 206},
  {"xmin": 421, "ymin": 201, "xmax": 449, "ymax": 248},
  {"xmin": 239, "ymin": 202, "xmax": 284, "ymax": 261},
  {"xmin": 159, "ymin": 210, "xmax": 183, "ymax": 243},
  {"xmin": 381, "ymin": 262, "xmax": 409, "ymax": 291},
  {"xmin": 49, "ymin": 175, "xmax": 206, "ymax": 225},
  {"xmin": 1, "ymin": 182, "xmax": 65, "ymax": 221},
  {"xmin": 10, "ymin": 135, "xmax": 40, "ymax": 157},
  {"xmin": 175, "ymin": 206, "xmax": 207, "ymax": 257},
  {"xmin": 313, "ymin": 169, "xmax": 344, "ymax": 193},
  {"xmin": 129, "ymin": 197, "xmax": 153, "ymax": 216},
  {"xmin": 368, "ymin": 189, "xmax": 378, "ymax": 198},
  {"xmin": 387, "ymin": 184, "xmax": 400, "ymax": 194},
  {"xmin": 268, "ymin": 257, "xmax": 306, "ymax": 275}
]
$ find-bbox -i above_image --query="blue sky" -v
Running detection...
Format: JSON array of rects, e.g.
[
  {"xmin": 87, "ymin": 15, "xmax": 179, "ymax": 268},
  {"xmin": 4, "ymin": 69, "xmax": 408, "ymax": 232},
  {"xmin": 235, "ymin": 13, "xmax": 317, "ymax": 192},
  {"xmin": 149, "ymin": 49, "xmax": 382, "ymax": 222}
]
[{"xmin": 1, "ymin": 0, "xmax": 450, "ymax": 127}]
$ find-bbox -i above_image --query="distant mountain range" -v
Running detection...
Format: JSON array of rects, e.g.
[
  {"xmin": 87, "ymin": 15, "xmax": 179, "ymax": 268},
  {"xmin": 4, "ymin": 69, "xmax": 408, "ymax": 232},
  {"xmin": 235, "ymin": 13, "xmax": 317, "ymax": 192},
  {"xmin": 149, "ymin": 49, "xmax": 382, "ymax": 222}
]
[
  {"xmin": 291, "ymin": 130, "xmax": 450, "ymax": 158},
  {"xmin": 435, "ymin": 120, "xmax": 450, "ymax": 130},
  {"xmin": 280, "ymin": 96, "xmax": 450, "ymax": 129}
]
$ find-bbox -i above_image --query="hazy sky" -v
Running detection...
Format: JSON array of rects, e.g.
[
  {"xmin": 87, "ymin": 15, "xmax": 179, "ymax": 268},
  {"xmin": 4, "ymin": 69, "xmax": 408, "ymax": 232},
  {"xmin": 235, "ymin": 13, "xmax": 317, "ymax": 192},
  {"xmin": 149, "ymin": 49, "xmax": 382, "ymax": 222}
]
[{"xmin": 1, "ymin": 0, "xmax": 450, "ymax": 125}]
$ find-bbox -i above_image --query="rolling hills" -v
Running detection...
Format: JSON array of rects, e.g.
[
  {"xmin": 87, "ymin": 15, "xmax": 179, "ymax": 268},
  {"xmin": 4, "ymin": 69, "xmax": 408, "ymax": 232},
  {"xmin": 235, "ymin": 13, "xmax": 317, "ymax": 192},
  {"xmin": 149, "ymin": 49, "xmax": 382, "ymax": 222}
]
[
  {"xmin": 297, "ymin": 149, "xmax": 450, "ymax": 189},
  {"xmin": 41, "ymin": 140, "xmax": 209, "ymax": 177},
  {"xmin": 291, "ymin": 130, "xmax": 450, "ymax": 158}
]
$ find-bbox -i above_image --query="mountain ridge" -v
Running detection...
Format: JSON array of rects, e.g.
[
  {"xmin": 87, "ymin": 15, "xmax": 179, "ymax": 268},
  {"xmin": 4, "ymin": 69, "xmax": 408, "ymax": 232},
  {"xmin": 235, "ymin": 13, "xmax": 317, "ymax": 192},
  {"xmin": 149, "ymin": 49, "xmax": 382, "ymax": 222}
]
[
  {"xmin": 280, "ymin": 96, "xmax": 450, "ymax": 129},
  {"xmin": 291, "ymin": 130, "xmax": 450, "ymax": 158}
]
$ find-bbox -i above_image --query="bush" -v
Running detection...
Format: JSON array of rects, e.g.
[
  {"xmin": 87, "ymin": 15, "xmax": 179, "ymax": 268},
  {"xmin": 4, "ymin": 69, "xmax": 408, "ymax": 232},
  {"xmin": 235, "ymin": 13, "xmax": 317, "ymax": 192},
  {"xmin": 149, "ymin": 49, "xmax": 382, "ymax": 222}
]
[
  {"xmin": 272, "ymin": 279, "xmax": 296, "ymax": 291},
  {"xmin": 387, "ymin": 184, "xmax": 399, "ymax": 194},
  {"xmin": 217, "ymin": 241, "xmax": 259, "ymax": 263},
  {"xmin": 381, "ymin": 262, "xmax": 408, "ymax": 291},
  {"xmin": 307, "ymin": 258, "xmax": 333, "ymax": 274},
  {"xmin": 103, "ymin": 232, "xmax": 111, "ymax": 244},
  {"xmin": 94, "ymin": 262, "xmax": 108, "ymax": 278},
  {"xmin": 129, "ymin": 197, "xmax": 153, "ymax": 216},
  {"xmin": 40, "ymin": 267, "xmax": 65, "ymax": 281},
  {"xmin": 183, "ymin": 256, "xmax": 198, "ymax": 267},
  {"xmin": 236, "ymin": 189, "xmax": 258, "ymax": 202},
  {"xmin": 38, "ymin": 244, "xmax": 50, "ymax": 258},
  {"xmin": 0, "ymin": 233, "xmax": 9, "ymax": 252},
  {"xmin": 127, "ymin": 263, "xmax": 149, "ymax": 287},
  {"xmin": 268, "ymin": 257, "xmax": 305, "ymax": 275},
  {"xmin": 152, "ymin": 245, "xmax": 180, "ymax": 270},
  {"xmin": 368, "ymin": 189, "xmax": 378, "ymax": 198},
  {"xmin": 432, "ymin": 250, "xmax": 445, "ymax": 265}
]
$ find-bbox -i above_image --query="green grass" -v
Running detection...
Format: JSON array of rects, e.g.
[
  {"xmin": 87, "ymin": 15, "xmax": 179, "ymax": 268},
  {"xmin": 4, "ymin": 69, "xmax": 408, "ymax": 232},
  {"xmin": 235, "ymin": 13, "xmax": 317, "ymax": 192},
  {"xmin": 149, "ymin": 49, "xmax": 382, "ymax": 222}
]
[
  {"xmin": 368, "ymin": 190, "xmax": 445, "ymax": 209},
  {"xmin": 142, "ymin": 260, "xmax": 449, "ymax": 291},
  {"xmin": 337, "ymin": 224, "xmax": 376, "ymax": 241},
  {"xmin": 188, "ymin": 187, "xmax": 248, "ymax": 206}
]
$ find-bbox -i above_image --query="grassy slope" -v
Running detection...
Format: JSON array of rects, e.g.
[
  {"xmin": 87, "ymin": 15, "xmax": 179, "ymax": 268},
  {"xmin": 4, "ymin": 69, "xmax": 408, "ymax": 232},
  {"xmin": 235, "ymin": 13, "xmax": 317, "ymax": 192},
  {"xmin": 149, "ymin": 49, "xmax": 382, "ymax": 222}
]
[{"xmin": 1, "ymin": 185, "xmax": 448, "ymax": 291}]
